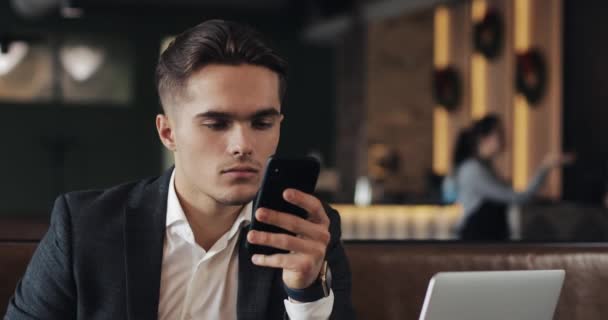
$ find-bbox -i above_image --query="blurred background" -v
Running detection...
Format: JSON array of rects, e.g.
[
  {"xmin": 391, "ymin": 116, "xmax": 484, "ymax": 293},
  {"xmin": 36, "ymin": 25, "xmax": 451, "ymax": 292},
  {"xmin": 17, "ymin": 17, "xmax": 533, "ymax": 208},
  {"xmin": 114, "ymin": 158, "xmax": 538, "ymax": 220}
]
[{"xmin": 1, "ymin": 0, "xmax": 607, "ymax": 241}]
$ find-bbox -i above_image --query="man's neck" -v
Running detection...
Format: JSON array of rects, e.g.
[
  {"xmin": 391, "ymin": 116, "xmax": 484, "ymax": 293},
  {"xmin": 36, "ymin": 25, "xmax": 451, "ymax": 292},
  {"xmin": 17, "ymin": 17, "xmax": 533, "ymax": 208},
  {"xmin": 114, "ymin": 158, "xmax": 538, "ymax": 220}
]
[{"xmin": 173, "ymin": 173, "xmax": 244, "ymax": 251}]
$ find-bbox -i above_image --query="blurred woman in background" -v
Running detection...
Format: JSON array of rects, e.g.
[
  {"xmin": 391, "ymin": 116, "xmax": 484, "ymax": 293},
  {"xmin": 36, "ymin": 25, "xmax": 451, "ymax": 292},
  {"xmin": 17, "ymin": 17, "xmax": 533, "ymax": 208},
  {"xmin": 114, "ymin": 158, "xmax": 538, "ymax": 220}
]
[{"xmin": 450, "ymin": 114, "xmax": 574, "ymax": 241}]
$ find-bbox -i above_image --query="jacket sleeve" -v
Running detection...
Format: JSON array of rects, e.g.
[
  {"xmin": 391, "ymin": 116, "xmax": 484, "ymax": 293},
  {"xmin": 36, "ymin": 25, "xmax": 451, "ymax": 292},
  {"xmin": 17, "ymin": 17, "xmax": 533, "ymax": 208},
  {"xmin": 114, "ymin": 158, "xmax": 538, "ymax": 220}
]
[
  {"xmin": 324, "ymin": 204, "xmax": 356, "ymax": 319},
  {"xmin": 4, "ymin": 195, "xmax": 77, "ymax": 320}
]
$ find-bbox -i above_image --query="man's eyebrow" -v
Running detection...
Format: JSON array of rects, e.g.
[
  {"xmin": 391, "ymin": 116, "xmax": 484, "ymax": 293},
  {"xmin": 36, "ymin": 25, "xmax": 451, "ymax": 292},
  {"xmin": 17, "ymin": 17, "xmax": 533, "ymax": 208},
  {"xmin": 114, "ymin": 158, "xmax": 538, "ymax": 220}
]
[
  {"xmin": 194, "ymin": 108, "xmax": 281, "ymax": 119},
  {"xmin": 251, "ymin": 108, "xmax": 281, "ymax": 118},
  {"xmin": 195, "ymin": 111, "xmax": 232, "ymax": 119}
]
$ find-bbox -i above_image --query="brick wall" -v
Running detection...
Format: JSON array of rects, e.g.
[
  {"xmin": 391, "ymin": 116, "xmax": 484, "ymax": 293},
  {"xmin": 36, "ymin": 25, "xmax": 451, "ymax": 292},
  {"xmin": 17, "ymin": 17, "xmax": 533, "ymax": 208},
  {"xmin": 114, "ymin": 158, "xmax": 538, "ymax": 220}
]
[
  {"xmin": 335, "ymin": 23, "xmax": 368, "ymax": 202},
  {"xmin": 366, "ymin": 10, "xmax": 435, "ymax": 195},
  {"xmin": 335, "ymin": 10, "xmax": 435, "ymax": 201}
]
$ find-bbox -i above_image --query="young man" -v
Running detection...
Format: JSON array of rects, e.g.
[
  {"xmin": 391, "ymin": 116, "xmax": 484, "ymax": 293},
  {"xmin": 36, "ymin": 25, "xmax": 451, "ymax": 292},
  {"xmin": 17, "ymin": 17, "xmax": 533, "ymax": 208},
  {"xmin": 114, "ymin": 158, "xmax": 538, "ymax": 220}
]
[{"xmin": 5, "ymin": 20, "xmax": 354, "ymax": 319}]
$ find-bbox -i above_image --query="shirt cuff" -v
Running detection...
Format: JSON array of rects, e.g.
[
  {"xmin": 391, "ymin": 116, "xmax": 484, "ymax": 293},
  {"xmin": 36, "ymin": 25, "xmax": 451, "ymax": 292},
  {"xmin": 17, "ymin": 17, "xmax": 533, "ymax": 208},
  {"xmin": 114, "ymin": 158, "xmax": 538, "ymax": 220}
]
[{"xmin": 284, "ymin": 289, "xmax": 334, "ymax": 320}]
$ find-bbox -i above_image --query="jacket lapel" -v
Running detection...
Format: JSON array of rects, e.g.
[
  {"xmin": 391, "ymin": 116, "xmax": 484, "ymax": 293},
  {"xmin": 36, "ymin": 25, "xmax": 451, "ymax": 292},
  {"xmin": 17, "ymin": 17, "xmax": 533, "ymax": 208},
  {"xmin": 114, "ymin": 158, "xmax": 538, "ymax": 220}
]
[
  {"xmin": 123, "ymin": 167, "xmax": 278, "ymax": 319},
  {"xmin": 124, "ymin": 168, "xmax": 172, "ymax": 320},
  {"xmin": 237, "ymin": 227, "xmax": 278, "ymax": 320}
]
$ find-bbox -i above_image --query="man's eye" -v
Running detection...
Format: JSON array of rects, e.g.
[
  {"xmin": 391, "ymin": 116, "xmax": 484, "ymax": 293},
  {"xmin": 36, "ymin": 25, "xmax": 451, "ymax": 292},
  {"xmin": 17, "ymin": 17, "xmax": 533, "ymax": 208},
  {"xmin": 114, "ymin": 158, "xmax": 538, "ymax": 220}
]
[
  {"xmin": 203, "ymin": 120, "xmax": 229, "ymax": 130},
  {"xmin": 252, "ymin": 119, "xmax": 275, "ymax": 130}
]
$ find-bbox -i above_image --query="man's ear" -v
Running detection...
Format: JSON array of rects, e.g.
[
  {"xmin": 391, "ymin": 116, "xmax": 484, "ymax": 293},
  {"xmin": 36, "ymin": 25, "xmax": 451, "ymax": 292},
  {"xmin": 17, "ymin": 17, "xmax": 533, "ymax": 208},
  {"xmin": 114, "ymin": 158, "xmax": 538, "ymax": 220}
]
[{"xmin": 156, "ymin": 114, "xmax": 177, "ymax": 152}]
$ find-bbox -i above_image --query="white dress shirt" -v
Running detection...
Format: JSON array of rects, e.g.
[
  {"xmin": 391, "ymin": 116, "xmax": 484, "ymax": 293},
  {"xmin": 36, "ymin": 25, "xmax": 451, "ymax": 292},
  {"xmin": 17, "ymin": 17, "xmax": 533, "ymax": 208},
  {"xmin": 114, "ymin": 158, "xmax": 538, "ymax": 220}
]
[{"xmin": 158, "ymin": 170, "xmax": 334, "ymax": 319}]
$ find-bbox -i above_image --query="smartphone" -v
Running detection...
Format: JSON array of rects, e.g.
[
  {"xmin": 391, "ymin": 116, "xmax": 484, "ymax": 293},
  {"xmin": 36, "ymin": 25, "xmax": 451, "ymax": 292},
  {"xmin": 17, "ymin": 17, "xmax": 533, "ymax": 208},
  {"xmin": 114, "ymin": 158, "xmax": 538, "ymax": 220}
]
[{"xmin": 247, "ymin": 156, "xmax": 320, "ymax": 255}]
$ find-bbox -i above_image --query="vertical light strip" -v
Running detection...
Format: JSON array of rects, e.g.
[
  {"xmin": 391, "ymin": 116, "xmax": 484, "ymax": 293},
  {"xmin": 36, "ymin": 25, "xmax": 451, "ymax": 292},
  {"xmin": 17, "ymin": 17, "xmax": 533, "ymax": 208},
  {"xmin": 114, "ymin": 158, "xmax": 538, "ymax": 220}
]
[
  {"xmin": 433, "ymin": 6, "xmax": 450, "ymax": 174},
  {"xmin": 471, "ymin": 0, "xmax": 487, "ymax": 120},
  {"xmin": 471, "ymin": 54, "xmax": 487, "ymax": 119},
  {"xmin": 514, "ymin": 0, "xmax": 530, "ymax": 50},
  {"xmin": 513, "ymin": 0, "xmax": 531, "ymax": 190},
  {"xmin": 434, "ymin": 6, "xmax": 449, "ymax": 68},
  {"xmin": 433, "ymin": 108, "xmax": 449, "ymax": 174},
  {"xmin": 472, "ymin": 0, "xmax": 488, "ymax": 21}
]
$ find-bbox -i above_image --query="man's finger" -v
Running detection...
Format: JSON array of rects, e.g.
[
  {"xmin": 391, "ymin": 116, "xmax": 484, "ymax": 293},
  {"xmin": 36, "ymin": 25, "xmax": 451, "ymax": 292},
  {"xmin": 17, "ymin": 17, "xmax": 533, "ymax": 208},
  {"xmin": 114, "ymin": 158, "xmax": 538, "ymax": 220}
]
[
  {"xmin": 282, "ymin": 189, "xmax": 329, "ymax": 225},
  {"xmin": 252, "ymin": 253, "xmax": 317, "ymax": 275},
  {"xmin": 248, "ymin": 230, "xmax": 325, "ymax": 257},
  {"xmin": 255, "ymin": 208, "xmax": 330, "ymax": 244}
]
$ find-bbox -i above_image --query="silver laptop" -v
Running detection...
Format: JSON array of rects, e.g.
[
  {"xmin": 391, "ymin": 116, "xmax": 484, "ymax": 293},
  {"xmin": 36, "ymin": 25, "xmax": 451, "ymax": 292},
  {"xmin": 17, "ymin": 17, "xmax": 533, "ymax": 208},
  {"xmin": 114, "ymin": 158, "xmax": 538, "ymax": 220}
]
[{"xmin": 419, "ymin": 270, "xmax": 565, "ymax": 320}]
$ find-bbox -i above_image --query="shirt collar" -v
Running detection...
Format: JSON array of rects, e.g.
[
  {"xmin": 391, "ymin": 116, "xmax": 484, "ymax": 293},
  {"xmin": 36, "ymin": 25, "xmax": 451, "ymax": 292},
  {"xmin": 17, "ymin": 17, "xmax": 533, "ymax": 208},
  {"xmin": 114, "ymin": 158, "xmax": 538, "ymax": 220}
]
[{"xmin": 166, "ymin": 169, "xmax": 186, "ymax": 228}]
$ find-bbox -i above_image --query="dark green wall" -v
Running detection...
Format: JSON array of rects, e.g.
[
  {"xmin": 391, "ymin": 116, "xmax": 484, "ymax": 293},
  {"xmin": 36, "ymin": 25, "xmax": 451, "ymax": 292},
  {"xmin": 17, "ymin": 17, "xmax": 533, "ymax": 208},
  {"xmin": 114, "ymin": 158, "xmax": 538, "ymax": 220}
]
[{"xmin": 0, "ymin": 4, "xmax": 335, "ymax": 215}]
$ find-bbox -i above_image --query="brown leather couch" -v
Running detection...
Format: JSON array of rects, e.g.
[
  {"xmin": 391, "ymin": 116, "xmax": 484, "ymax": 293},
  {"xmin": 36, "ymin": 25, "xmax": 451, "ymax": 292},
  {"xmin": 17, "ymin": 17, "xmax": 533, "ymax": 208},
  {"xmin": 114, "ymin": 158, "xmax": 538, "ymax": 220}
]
[
  {"xmin": 1, "ymin": 241, "xmax": 37, "ymax": 315},
  {"xmin": 346, "ymin": 241, "xmax": 608, "ymax": 320},
  {"xmin": 2, "ymin": 223, "xmax": 608, "ymax": 319},
  {"xmin": 1, "ymin": 216, "xmax": 50, "ymax": 315}
]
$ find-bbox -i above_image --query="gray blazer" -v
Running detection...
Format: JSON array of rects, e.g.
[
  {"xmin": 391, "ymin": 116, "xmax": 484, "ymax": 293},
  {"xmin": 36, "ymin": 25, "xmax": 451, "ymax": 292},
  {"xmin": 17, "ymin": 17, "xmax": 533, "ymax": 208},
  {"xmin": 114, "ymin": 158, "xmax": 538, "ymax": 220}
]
[{"xmin": 5, "ymin": 168, "xmax": 355, "ymax": 319}]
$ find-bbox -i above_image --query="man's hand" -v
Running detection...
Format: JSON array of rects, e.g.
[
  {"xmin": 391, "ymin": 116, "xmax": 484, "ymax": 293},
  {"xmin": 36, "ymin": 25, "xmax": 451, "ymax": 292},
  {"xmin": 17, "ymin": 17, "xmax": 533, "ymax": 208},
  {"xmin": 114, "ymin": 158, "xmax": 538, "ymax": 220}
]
[{"xmin": 247, "ymin": 188, "xmax": 331, "ymax": 290}]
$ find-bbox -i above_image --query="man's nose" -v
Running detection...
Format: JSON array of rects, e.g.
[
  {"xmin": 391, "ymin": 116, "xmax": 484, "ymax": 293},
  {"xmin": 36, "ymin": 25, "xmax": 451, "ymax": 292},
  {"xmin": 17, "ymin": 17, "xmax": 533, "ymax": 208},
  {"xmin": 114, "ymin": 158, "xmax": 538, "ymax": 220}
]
[{"xmin": 227, "ymin": 125, "xmax": 253, "ymax": 157}]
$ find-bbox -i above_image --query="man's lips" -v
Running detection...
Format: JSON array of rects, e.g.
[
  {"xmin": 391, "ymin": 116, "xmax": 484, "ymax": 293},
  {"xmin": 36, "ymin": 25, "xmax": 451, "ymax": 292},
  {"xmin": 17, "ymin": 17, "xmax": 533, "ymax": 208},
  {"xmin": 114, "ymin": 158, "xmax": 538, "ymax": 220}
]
[
  {"xmin": 221, "ymin": 166, "xmax": 260, "ymax": 178},
  {"xmin": 221, "ymin": 166, "xmax": 259, "ymax": 174}
]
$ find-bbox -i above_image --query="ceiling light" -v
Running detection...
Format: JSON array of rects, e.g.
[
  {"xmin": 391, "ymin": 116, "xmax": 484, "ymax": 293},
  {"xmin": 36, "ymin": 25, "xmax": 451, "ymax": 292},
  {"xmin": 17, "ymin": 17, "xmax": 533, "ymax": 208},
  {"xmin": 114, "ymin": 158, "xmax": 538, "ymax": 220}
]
[
  {"xmin": 60, "ymin": 44, "xmax": 105, "ymax": 82},
  {"xmin": 0, "ymin": 41, "xmax": 29, "ymax": 76}
]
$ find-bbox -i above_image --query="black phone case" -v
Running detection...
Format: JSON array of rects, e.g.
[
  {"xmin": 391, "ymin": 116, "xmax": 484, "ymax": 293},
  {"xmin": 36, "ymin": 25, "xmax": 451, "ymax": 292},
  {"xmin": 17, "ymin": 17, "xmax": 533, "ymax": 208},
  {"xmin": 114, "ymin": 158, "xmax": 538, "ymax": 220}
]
[{"xmin": 247, "ymin": 156, "xmax": 320, "ymax": 256}]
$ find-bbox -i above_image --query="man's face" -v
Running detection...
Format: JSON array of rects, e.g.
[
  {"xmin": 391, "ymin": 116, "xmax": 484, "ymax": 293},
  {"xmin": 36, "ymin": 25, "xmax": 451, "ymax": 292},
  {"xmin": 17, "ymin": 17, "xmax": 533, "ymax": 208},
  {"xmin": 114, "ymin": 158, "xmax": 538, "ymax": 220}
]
[{"xmin": 157, "ymin": 64, "xmax": 283, "ymax": 206}]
